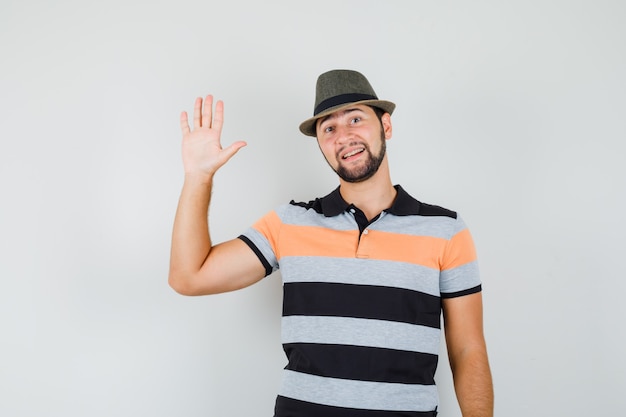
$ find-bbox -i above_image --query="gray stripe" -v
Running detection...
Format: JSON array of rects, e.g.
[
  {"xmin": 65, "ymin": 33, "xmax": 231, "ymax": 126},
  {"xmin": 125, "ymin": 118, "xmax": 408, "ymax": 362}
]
[
  {"xmin": 440, "ymin": 260, "xmax": 481, "ymax": 294},
  {"xmin": 277, "ymin": 204, "xmax": 356, "ymax": 230},
  {"xmin": 282, "ymin": 316, "xmax": 440, "ymax": 355},
  {"xmin": 279, "ymin": 369, "xmax": 438, "ymax": 412},
  {"xmin": 371, "ymin": 212, "xmax": 463, "ymax": 239},
  {"xmin": 276, "ymin": 204, "xmax": 468, "ymax": 240},
  {"xmin": 241, "ymin": 227, "xmax": 279, "ymax": 270},
  {"xmin": 280, "ymin": 257, "xmax": 440, "ymax": 296}
]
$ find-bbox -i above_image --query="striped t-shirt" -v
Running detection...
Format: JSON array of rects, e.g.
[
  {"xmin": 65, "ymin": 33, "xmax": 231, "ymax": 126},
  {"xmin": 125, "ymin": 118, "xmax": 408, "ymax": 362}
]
[{"xmin": 239, "ymin": 185, "xmax": 481, "ymax": 417}]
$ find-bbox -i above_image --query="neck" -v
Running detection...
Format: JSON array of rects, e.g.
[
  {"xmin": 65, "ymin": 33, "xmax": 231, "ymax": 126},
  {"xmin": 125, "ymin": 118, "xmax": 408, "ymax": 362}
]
[{"xmin": 338, "ymin": 159, "xmax": 396, "ymax": 221}]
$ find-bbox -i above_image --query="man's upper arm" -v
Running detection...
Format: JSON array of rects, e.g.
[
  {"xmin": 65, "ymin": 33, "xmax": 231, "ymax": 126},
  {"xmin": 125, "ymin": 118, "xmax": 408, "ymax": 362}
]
[
  {"xmin": 173, "ymin": 237, "xmax": 267, "ymax": 296},
  {"xmin": 442, "ymin": 292, "xmax": 487, "ymax": 360}
]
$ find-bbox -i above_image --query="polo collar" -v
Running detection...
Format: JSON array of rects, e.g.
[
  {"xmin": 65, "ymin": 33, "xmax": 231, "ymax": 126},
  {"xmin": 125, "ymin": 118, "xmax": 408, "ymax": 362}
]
[{"xmin": 320, "ymin": 184, "xmax": 421, "ymax": 217}]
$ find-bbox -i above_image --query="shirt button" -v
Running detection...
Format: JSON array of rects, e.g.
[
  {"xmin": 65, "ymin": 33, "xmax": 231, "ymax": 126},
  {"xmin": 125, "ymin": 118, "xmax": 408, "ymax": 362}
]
[
  {"xmin": 363, "ymin": 229, "xmax": 369, "ymax": 235},
  {"xmin": 350, "ymin": 209, "xmax": 356, "ymax": 214}
]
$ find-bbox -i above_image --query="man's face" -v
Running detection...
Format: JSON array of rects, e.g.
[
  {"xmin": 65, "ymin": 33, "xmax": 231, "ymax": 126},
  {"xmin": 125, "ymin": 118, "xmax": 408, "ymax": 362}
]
[{"xmin": 316, "ymin": 105, "xmax": 391, "ymax": 183}]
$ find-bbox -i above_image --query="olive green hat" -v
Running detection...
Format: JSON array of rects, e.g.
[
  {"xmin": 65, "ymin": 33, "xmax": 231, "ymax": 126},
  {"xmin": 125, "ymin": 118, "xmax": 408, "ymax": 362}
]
[{"xmin": 299, "ymin": 69, "xmax": 396, "ymax": 137}]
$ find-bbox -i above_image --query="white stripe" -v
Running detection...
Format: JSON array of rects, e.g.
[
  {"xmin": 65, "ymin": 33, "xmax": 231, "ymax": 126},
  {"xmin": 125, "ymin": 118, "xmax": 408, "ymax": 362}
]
[
  {"xmin": 371, "ymin": 213, "xmax": 459, "ymax": 239},
  {"xmin": 279, "ymin": 369, "xmax": 438, "ymax": 412},
  {"xmin": 280, "ymin": 257, "xmax": 441, "ymax": 296},
  {"xmin": 277, "ymin": 202, "xmax": 464, "ymax": 239},
  {"xmin": 243, "ymin": 227, "xmax": 278, "ymax": 270},
  {"xmin": 282, "ymin": 316, "xmax": 440, "ymax": 355},
  {"xmin": 440, "ymin": 260, "xmax": 481, "ymax": 294},
  {"xmin": 278, "ymin": 204, "xmax": 356, "ymax": 230}
]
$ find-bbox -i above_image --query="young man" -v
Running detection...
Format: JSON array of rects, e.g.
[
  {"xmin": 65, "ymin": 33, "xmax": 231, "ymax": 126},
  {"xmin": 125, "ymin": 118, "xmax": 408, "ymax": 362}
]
[{"xmin": 169, "ymin": 70, "xmax": 494, "ymax": 417}]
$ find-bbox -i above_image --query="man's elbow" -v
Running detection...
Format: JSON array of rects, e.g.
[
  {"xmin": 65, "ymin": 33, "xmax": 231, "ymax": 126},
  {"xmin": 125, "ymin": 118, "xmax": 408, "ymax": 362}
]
[{"xmin": 168, "ymin": 270, "xmax": 203, "ymax": 296}]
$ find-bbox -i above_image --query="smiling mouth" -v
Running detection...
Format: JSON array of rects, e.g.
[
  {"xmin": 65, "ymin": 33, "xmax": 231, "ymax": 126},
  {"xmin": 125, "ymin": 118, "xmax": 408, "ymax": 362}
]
[{"xmin": 342, "ymin": 148, "xmax": 365, "ymax": 159}]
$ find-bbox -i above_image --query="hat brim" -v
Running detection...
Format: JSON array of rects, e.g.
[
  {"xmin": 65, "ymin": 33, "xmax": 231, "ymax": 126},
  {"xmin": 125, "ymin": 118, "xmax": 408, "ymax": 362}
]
[{"xmin": 299, "ymin": 99, "xmax": 396, "ymax": 137}]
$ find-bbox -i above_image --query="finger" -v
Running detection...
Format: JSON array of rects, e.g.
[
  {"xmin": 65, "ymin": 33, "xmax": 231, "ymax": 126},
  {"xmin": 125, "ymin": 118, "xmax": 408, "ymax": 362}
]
[
  {"xmin": 202, "ymin": 95, "xmax": 213, "ymax": 128},
  {"xmin": 180, "ymin": 111, "xmax": 190, "ymax": 135},
  {"xmin": 212, "ymin": 100, "xmax": 224, "ymax": 133},
  {"xmin": 193, "ymin": 97, "xmax": 202, "ymax": 128}
]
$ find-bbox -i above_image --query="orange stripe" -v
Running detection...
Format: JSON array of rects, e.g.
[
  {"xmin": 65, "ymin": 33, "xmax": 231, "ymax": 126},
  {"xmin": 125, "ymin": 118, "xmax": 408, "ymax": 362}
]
[
  {"xmin": 280, "ymin": 224, "xmax": 360, "ymax": 259},
  {"xmin": 253, "ymin": 216, "xmax": 476, "ymax": 270},
  {"xmin": 356, "ymin": 230, "xmax": 446, "ymax": 268},
  {"xmin": 440, "ymin": 228, "xmax": 477, "ymax": 270},
  {"xmin": 251, "ymin": 210, "xmax": 283, "ymax": 257},
  {"xmin": 278, "ymin": 225, "xmax": 450, "ymax": 269}
]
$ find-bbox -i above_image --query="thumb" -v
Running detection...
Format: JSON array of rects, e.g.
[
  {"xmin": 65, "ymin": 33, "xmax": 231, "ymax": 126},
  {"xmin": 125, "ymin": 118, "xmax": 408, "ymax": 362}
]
[{"xmin": 220, "ymin": 140, "xmax": 247, "ymax": 163}]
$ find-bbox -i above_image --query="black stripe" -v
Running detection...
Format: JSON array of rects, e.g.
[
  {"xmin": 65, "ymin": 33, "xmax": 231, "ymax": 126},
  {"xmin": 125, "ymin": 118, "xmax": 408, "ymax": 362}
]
[
  {"xmin": 237, "ymin": 235, "xmax": 273, "ymax": 276},
  {"xmin": 275, "ymin": 395, "xmax": 437, "ymax": 417},
  {"xmin": 314, "ymin": 93, "xmax": 378, "ymax": 115},
  {"xmin": 283, "ymin": 282, "xmax": 441, "ymax": 329},
  {"xmin": 440, "ymin": 284, "xmax": 481, "ymax": 299},
  {"xmin": 283, "ymin": 343, "xmax": 438, "ymax": 385}
]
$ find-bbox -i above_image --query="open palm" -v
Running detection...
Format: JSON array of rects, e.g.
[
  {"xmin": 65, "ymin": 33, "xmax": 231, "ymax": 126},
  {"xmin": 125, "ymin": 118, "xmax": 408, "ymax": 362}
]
[{"xmin": 179, "ymin": 95, "xmax": 246, "ymax": 178}]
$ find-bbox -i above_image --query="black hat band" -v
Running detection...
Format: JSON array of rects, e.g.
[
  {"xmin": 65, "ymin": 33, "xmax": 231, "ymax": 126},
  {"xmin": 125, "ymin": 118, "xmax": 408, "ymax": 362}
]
[{"xmin": 314, "ymin": 93, "xmax": 378, "ymax": 116}]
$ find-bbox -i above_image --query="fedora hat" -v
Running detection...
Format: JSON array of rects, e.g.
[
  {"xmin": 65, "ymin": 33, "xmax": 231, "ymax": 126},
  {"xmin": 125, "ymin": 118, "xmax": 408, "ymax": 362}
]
[{"xmin": 299, "ymin": 69, "xmax": 396, "ymax": 137}]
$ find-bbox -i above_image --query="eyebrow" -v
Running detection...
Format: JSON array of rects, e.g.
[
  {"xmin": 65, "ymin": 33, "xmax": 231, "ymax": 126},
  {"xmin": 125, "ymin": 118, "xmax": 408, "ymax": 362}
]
[{"xmin": 318, "ymin": 107, "xmax": 365, "ymax": 128}]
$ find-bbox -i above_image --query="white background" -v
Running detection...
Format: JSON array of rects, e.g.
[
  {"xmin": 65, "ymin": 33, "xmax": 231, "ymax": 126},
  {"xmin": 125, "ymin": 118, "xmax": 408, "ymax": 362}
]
[{"xmin": 1, "ymin": 1, "xmax": 625, "ymax": 416}]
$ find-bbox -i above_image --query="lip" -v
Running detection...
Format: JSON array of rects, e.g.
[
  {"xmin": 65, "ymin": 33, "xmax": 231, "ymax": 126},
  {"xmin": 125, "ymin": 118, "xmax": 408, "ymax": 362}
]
[{"xmin": 339, "ymin": 145, "xmax": 366, "ymax": 161}]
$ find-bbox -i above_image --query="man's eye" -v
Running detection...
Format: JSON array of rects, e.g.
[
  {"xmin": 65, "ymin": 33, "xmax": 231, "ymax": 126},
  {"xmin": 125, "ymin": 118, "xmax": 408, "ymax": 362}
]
[
  {"xmin": 350, "ymin": 117, "xmax": 361, "ymax": 124},
  {"xmin": 324, "ymin": 126, "xmax": 334, "ymax": 133}
]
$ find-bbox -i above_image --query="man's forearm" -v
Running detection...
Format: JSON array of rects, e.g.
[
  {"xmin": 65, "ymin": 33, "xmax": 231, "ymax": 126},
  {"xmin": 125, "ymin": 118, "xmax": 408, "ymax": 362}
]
[
  {"xmin": 168, "ymin": 174, "xmax": 214, "ymax": 293},
  {"xmin": 451, "ymin": 348, "xmax": 494, "ymax": 417}
]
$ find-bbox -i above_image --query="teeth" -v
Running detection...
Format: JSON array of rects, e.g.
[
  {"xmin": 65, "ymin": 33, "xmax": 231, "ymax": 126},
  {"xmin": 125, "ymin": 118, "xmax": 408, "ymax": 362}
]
[{"xmin": 343, "ymin": 148, "xmax": 364, "ymax": 159}]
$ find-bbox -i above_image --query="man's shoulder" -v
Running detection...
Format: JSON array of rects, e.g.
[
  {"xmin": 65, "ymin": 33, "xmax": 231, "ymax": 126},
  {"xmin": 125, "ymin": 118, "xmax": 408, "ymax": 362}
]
[
  {"xmin": 263, "ymin": 198, "xmax": 325, "ymax": 221},
  {"xmin": 285, "ymin": 187, "xmax": 344, "ymax": 217},
  {"xmin": 279, "ymin": 186, "xmax": 461, "ymax": 221},
  {"xmin": 390, "ymin": 185, "xmax": 458, "ymax": 219},
  {"xmin": 288, "ymin": 198, "xmax": 323, "ymax": 212},
  {"xmin": 416, "ymin": 201, "xmax": 457, "ymax": 219}
]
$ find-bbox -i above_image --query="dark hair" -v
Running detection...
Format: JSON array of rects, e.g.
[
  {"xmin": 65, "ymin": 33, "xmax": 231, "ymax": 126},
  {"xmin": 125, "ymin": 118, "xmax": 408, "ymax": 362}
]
[{"xmin": 369, "ymin": 105, "xmax": 387, "ymax": 125}]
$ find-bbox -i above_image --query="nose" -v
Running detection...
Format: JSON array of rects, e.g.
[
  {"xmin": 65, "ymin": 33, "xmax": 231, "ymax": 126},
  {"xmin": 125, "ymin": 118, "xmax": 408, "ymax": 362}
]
[{"xmin": 334, "ymin": 124, "xmax": 353, "ymax": 145}]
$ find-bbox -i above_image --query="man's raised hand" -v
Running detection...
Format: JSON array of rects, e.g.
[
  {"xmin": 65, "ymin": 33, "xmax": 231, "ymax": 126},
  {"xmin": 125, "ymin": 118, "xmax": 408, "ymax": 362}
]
[{"xmin": 179, "ymin": 95, "xmax": 247, "ymax": 181}]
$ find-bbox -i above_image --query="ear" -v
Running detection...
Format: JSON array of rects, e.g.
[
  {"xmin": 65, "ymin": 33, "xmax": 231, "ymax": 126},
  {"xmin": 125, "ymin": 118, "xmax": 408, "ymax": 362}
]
[{"xmin": 382, "ymin": 113, "xmax": 393, "ymax": 140}]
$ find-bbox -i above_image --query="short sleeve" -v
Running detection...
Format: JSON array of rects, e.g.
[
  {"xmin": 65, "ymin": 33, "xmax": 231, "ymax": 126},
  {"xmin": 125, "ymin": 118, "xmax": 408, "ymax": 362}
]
[
  {"xmin": 238, "ymin": 210, "xmax": 282, "ymax": 276},
  {"xmin": 439, "ymin": 216, "xmax": 482, "ymax": 298}
]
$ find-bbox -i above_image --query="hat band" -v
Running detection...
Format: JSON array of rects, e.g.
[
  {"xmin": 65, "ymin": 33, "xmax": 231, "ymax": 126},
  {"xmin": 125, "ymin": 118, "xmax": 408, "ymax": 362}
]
[{"xmin": 314, "ymin": 93, "xmax": 378, "ymax": 115}]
